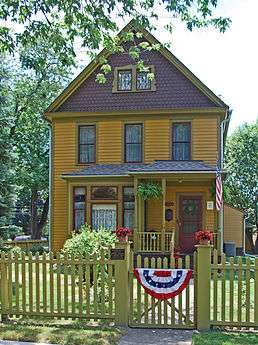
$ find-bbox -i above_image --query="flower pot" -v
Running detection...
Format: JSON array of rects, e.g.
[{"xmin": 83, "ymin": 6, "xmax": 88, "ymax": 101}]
[
  {"xmin": 199, "ymin": 239, "xmax": 210, "ymax": 245},
  {"xmin": 118, "ymin": 235, "xmax": 128, "ymax": 243}
]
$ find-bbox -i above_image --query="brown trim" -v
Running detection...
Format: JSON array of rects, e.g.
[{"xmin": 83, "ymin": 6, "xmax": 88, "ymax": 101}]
[
  {"xmin": 73, "ymin": 186, "xmax": 87, "ymax": 230},
  {"xmin": 124, "ymin": 123, "xmax": 143, "ymax": 163},
  {"xmin": 78, "ymin": 125, "xmax": 96, "ymax": 164},
  {"xmin": 90, "ymin": 185, "xmax": 118, "ymax": 200},
  {"xmin": 122, "ymin": 185, "xmax": 135, "ymax": 228},
  {"xmin": 171, "ymin": 122, "xmax": 191, "ymax": 160},
  {"xmin": 90, "ymin": 203, "xmax": 118, "ymax": 230}
]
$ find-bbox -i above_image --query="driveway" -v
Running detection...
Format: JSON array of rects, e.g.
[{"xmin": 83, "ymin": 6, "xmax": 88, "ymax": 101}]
[{"xmin": 118, "ymin": 328, "xmax": 193, "ymax": 345}]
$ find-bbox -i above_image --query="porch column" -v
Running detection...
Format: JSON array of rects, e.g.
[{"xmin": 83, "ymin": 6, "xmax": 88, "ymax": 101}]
[
  {"xmin": 134, "ymin": 177, "xmax": 139, "ymax": 251},
  {"xmin": 161, "ymin": 178, "xmax": 166, "ymax": 252}
]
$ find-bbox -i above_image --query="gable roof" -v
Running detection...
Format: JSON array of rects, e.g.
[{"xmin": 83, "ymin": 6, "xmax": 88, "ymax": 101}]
[
  {"xmin": 46, "ymin": 20, "xmax": 228, "ymax": 114},
  {"xmin": 62, "ymin": 160, "xmax": 217, "ymax": 178}
]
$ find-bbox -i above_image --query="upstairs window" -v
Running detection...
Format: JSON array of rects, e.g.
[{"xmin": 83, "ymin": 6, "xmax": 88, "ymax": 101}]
[
  {"xmin": 118, "ymin": 70, "xmax": 132, "ymax": 91},
  {"xmin": 136, "ymin": 71, "xmax": 151, "ymax": 90},
  {"xmin": 73, "ymin": 187, "xmax": 86, "ymax": 230},
  {"xmin": 78, "ymin": 125, "xmax": 96, "ymax": 163},
  {"xmin": 172, "ymin": 123, "xmax": 191, "ymax": 160},
  {"xmin": 125, "ymin": 124, "xmax": 142, "ymax": 163}
]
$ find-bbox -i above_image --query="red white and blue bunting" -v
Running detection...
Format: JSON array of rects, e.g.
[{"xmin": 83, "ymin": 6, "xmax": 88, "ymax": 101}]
[{"xmin": 133, "ymin": 268, "xmax": 192, "ymax": 300}]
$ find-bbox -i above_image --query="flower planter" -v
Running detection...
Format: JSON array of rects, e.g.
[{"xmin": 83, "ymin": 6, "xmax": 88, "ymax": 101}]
[
  {"xmin": 118, "ymin": 235, "xmax": 128, "ymax": 243},
  {"xmin": 199, "ymin": 239, "xmax": 210, "ymax": 245}
]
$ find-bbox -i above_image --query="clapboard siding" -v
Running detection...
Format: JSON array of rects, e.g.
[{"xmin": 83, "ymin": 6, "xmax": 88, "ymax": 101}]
[
  {"xmin": 98, "ymin": 121, "xmax": 122, "ymax": 163},
  {"xmin": 224, "ymin": 204, "xmax": 244, "ymax": 248}
]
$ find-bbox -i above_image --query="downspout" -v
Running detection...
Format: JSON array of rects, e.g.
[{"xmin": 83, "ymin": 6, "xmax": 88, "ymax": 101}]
[{"xmin": 218, "ymin": 109, "xmax": 232, "ymax": 254}]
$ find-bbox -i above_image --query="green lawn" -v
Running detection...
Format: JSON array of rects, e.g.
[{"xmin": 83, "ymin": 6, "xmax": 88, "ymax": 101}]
[
  {"xmin": 0, "ymin": 319, "xmax": 122, "ymax": 345},
  {"xmin": 192, "ymin": 331, "xmax": 258, "ymax": 345}
]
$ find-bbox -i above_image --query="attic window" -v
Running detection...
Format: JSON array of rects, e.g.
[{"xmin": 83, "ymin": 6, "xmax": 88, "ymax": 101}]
[
  {"xmin": 118, "ymin": 70, "xmax": 132, "ymax": 91},
  {"xmin": 112, "ymin": 65, "xmax": 156, "ymax": 93}
]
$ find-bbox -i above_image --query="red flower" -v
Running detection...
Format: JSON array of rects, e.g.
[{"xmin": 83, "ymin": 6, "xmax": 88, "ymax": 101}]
[
  {"xmin": 195, "ymin": 230, "xmax": 213, "ymax": 242},
  {"xmin": 115, "ymin": 227, "xmax": 132, "ymax": 238}
]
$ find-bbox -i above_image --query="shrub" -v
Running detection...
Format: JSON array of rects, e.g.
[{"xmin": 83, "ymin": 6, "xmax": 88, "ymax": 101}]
[
  {"xmin": 10, "ymin": 246, "xmax": 23, "ymax": 255},
  {"xmin": 0, "ymin": 238, "xmax": 10, "ymax": 252},
  {"xmin": 0, "ymin": 225, "xmax": 23, "ymax": 240},
  {"xmin": 29, "ymin": 244, "xmax": 46, "ymax": 255},
  {"xmin": 62, "ymin": 224, "xmax": 116, "ymax": 258}
]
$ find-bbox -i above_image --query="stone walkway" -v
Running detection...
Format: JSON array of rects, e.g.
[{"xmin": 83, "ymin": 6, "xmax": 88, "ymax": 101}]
[{"xmin": 118, "ymin": 328, "xmax": 193, "ymax": 345}]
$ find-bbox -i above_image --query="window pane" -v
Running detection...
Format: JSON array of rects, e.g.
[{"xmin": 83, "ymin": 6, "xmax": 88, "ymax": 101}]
[
  {"xmin": 173, "ymin": 123, "xmax": 190, "ymax": 141},
  {"xmin": 126, "ymin": 143, "xmax": 141, "ymax": 162},
  {"xmin": 80, "ymin": 144, "xmax": 95, "ymax": 163},
  {"xmin": 173, "ymin": 143, "xmax": 190, "ymax": 160},
  {"xmin": 118, "ymin": 70, "xmax": 132, "ymax": 91},
  {"xmin": 125, "ymin": 124, "xmax": 141, "ymax": 143},
  {"xmin": 124, "ymin": 210, "xmax": 134, "ymax": 229},
  {"xmin": 91, "ymin": 186, "xmax": 118, "ymax": 200},
  {"xmin": 137, "ymin": 72, "xmax": 151, "ymax": 90},
  {"xmin": 80, "ymin": 126, "xmax": 95, "ymax": 144},
  {"xmin": 123, "ymin": 187, "xmax": 135, "ymax": 202},
  {"xmin": 92, "ymin": 204, "xmax": 117, "ymax": 231},
  {"xmin": 74, "ymin": 187, "xmax": 86, "ymax": 230}
]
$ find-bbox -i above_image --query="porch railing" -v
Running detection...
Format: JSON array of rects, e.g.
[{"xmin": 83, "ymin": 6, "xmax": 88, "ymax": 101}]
[{"xmin": 138, "ymin": 232, "xmax": 174, "ymax": 252}]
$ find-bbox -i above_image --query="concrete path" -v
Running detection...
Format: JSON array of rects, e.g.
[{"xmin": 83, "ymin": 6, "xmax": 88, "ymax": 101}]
[
  {"xmin": 0, "ymin": 341, "xmax": 57, "ymax": 345},
  {"xmin": 118, "ymin": 328, "xmax": 193, "ymax": 345}
]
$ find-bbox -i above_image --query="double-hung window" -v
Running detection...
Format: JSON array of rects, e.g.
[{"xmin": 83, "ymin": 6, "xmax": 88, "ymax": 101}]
[
  {"xmin": 73, "ymin": 187, "xmax": 86, "ymax": 230},
  {"xmin": 172, "ymin": 123, "xmax": 191, "ymax": 160},
  {"xmin": 78, "ymin": 125, "xmax": 96, "ymax": 163},
  {"xmin": 123, "ymin": 187, "xmax": 135, "ymax": 229},
  {"xmin": 124, "ymin": 124, "xmax": 142, "ymax": 163}
]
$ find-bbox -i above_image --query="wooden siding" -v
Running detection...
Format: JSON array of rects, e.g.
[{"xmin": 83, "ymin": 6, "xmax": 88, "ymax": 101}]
[
  {"xmin": 192, "ymin": 117, "xmax": 218, "ymax": 165},
  {"xmin": 224, "ymin": 204, "xmax": 244, "ymax": 248},
  {"xmin": 98, "ymin": 121, "xmax": 122, "ymax": 163}
]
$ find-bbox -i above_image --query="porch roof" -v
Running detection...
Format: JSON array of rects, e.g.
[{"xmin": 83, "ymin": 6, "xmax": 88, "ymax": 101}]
[{"xmin": 62, "ymin": 160, "xmax": 217, "ymax": 178}]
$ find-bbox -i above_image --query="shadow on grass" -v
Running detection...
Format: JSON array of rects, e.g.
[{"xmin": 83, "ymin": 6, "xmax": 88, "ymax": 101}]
[{"xmin": 192, "ymin": 330, "xmax": 258, "ymax": 345}]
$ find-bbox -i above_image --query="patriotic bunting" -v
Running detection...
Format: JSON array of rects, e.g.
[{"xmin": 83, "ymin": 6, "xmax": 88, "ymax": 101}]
[{"xmin": 133, "ymin": 268, "xmax": 192, "ymax": 300}]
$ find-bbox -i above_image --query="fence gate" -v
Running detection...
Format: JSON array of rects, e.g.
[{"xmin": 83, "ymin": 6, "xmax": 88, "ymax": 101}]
[{"xmin": 129, "ymin": 253, "xmax": 196, "ymax": 328}]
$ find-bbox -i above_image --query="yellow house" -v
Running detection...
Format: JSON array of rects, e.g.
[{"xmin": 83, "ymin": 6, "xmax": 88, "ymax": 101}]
[{"xmin": 44, "ymin": 20, "xmax": 235, "ymax": 255}]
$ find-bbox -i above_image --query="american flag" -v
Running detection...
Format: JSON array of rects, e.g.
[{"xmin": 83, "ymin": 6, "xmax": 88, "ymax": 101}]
[{"xmin": 216, "ymin": 171, "xmax": 223, "ymax": 211}]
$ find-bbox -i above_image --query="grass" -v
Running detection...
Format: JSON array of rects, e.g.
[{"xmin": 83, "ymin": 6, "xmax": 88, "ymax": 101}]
[
  {"xmin": 0, "ymin": 319, "xmax": 122, "ymax": 345},
  {"xmin": 192, "ymin": 331, "xmax": 258, "ymax": 345}
]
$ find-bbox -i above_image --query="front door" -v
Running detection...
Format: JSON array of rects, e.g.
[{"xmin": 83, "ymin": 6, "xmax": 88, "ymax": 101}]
[{"xmin": 179, "ymin": 196, "xmax": 202, "ymax": 253}]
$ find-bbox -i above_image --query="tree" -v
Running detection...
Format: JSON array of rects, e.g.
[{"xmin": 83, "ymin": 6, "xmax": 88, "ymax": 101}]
[
  {"xmin": 224, "ymin": 121, "xmax": 258, "ymax": 252},
  {"xmin": 2, "ymin": 43, "xmax": 71, "ymax": 239},
  {"xmin": 0, "ymin": 1, "xmax": 231, "ymax": 70},
  {"xmin": 0, "ymin": 57, "xmax": 15, "ymax": 228}
]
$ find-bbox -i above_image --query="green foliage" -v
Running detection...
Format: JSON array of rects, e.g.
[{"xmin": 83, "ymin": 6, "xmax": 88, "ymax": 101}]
[
  {"xmin": 29, "ymin": 244, "xmax": 46, "ymax": 255},
  {"xmin": 224, "ymin": 121, "xmax": 258, "ymax": 229},
  {"xmin": 137, "ymin": 181, "xmax": 163, "ymax": 200},
  {"xmin": 62, "ymin": 224, "xmax": 116, "ymax": 258},
  {"xmin": 0, "ymin": 238, "xmax": 10, "ymax": 252},
  {"xmin": 0, "ymin": 1, "xmax": 231, "ymax": 73},
  {"xmin": 0, "ymin": 225, "xmax": 23, "ymax": 240},
  {"xmin": 10, "ymin": 246, "xmax": 23, "ymax": 255}
]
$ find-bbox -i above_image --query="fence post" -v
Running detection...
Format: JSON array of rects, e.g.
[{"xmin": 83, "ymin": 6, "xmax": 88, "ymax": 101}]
[
  {"xmin": 196, "ymin": 245, "xmax": 212, "ymax": 330},
  {"xmin": 0, "ymin": 253, "xmax": 9, "ymax": 321},
  {"xmin": 114, "ymin": 241, "xmax": 130, "ymax": 326}
]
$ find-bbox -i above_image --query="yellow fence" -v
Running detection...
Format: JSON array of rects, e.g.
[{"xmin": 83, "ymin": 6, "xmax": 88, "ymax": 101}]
[
  {"xmin": 0, "ymin": 251, "xmax": 116, "ymax": 320},
  {"xmin": 138, "ymin": 232, "xmax": 174, "ymax": 252}
]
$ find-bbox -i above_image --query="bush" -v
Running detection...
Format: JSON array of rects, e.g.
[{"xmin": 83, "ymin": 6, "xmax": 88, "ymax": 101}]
[
  {"xmin": 29, "ymin": 244, "xmax": 46, "ymax": 255},
  {"xmin": 0, "ymin": 238, "xmax": 10, "ymax": 252},
  {"xmin": 0, "ymin": 225, "xmax": 23, "ymax": 240},
  {"xmin": 62, "ymin": 224, "xmax": 116, "ymax": 258},
  {"xmin": 10, "ymin": 246, "xmax": 23, "ymax": 255}
]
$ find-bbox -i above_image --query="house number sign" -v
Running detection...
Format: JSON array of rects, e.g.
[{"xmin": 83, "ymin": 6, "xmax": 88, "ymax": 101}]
[{"xmin": 110, "ymin": 248, "xmax": 125, "ymax": 260}]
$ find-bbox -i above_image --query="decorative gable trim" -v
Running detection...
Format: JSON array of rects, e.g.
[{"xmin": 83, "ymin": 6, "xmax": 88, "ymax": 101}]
[{"xmin": 45, "ymin": 20, "xmax": 228, "ymax": 114}]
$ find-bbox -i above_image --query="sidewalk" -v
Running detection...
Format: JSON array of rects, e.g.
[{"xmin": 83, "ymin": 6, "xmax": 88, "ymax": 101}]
[
  {"xmin": 0, "ymin": 341, "xmax": 57, "ymax": 345},
  {"xmin": 118, "ymin": 328, "xmax": 193, "ymax": 345}
]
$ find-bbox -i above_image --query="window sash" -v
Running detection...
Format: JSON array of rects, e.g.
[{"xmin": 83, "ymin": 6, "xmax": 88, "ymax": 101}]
[
  {"xmin": 73, "ymin": 187, "xmax": 86, "ymax": 230},
  {"xmin": 125, "ymin": 124, "xmax": 142, "ymax": 162},
  {"xmin": 123, "ymin": 187, "xmax": 135, "ymax": 229},
  {"xmin": 117, "ymin": 70, "xmax": 132, "ymax": 91},
  {"xmin": 172, "ymin": 123, "xmax": 191, "ymax": 160},
  {"xmin": 136, "ymin": 72, "xmax": 151, "ymax": 90},
  {"xmin": 78, "ymin": 126, "xmax": 96, "ymax": 163}
]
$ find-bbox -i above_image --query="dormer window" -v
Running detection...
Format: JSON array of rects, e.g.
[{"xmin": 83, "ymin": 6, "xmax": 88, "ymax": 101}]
[
  {"xmin": 137, "ymin": 71, "xmax": 151, "ymax": 90},
  {"xmin": 118, "ymin": 70, "xmax": 132, "ymax": 91},
  {"xmin": 112, "ymin": 65, "xmax": 155, "ymax": 93}
]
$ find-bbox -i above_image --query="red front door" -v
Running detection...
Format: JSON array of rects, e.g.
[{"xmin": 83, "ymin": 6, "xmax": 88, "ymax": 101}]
[{"xmin": 179, "ymin": 196, "xmax": 202, "ymax": 253}]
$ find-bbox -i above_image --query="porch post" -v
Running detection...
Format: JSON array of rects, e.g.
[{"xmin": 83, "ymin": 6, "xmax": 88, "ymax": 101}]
[
  {"xmin": 161, "ymin": 178, "xmax": 166, "ymax": 252},
  {"xmin": 133, "ymin": 177, "xmax": 139, "ymax": 252}
]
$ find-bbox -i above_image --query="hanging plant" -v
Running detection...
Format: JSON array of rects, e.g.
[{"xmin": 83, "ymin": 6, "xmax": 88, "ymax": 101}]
[{"xmin": 137, "ymin": 181, "xmax": 163, "ymax": 200}]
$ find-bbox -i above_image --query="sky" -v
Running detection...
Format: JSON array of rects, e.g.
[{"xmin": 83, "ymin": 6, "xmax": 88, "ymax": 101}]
[{"xmin": 75, "ymin": 0, "xmax": 257, "ymax": 134}]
